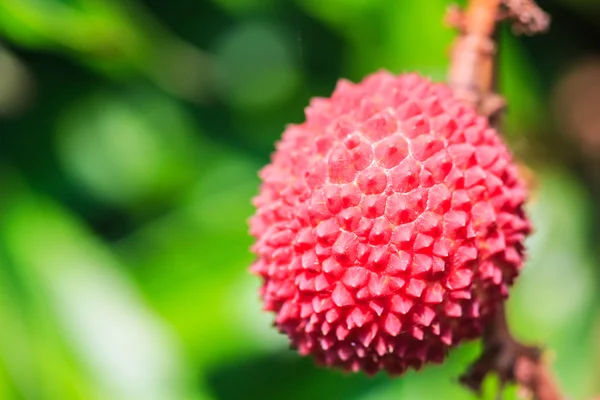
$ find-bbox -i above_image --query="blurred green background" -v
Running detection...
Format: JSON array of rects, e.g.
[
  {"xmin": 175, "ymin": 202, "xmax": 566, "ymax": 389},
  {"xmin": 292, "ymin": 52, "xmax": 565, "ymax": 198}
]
[{"xmin": 0, "ymin": 0, "xmax": 599, "ymax": 399}]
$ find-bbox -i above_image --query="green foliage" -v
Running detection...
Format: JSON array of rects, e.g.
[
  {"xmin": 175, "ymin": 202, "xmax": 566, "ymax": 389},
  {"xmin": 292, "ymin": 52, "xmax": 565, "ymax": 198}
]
[
  {"xmin": 1, "ymin": 0, "xmax": 599, "ymax": 399},
  {"xmin": 56, "ymin": 88, "xmax": 203, "ymax": 210}
]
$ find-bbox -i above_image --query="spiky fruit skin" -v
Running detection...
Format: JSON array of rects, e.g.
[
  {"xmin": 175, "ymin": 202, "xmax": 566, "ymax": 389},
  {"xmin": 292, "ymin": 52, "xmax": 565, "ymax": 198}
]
[{"xmin": 249, "ymin": 71, "xmax": 531, "ymax": 375}]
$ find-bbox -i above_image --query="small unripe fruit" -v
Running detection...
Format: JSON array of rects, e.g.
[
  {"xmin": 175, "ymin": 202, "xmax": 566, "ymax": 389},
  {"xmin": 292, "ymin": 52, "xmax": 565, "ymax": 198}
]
[{"xmin": 249, "ymin": 71, "xmax": 531, "ymax": 375}]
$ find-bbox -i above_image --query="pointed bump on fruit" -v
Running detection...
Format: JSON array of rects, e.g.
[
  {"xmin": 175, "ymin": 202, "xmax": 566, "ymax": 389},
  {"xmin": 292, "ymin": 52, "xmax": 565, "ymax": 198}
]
[{"xmin": 332, "ymin": 283, "xmax": 355, "ymax": 307}]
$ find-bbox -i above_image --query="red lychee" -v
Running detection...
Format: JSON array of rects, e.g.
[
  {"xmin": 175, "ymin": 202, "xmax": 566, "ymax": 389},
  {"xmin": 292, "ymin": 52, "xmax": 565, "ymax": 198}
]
[{"xmin": 249, "ymin": 71, "xmax": 531, "ymax": 375}]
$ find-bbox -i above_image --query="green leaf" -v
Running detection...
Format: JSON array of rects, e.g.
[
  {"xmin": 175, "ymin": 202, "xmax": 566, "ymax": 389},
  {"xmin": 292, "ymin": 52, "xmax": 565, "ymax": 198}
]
[
  {"xmin": 215, "ymin": 22, "xmax": 302, "ymax": 110},
  {"xmin": 0, "ymin": 0, "xmax": 213, "ymax": 100},
  {"xmin": 56, "ymin": 87, "xmax": 204, "ymax": 212},
  {"xmin": 499, "ymin": 28, "xmax": 546, "ymax": 137},
  {"xmin": 0, "ymin": 178, "xmax": 205, "ymax": 400},
  {"xmin": 380, "ymin": 0, "xmax": 452, "ymax": 78},
  {"xmin": 118, "ymin": 151, "xmax": 289, "ymax": 368}
]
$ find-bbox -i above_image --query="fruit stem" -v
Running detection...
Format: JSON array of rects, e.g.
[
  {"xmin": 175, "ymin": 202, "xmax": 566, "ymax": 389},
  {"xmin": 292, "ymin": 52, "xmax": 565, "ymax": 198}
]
[
  {"xmin": 447, "ymin": 0, "xmax": 504, "ymax": 121},
  {"xmin": 446, "ymin": 1, "xmax": 563, "ymax": 400},
  {"xmin": 459, "ymin": 304, "xmax": 563, "ymax": 400},
  {"xmin": 446, "ymin": 0, "xmax": 549, "ymax": 122}
]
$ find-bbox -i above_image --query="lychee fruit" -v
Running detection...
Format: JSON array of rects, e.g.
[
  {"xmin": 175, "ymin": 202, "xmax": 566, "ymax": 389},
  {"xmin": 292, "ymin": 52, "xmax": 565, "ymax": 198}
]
[{"xmin": 249, "ymin": 71, "xmax": 531, "ymax": 375}]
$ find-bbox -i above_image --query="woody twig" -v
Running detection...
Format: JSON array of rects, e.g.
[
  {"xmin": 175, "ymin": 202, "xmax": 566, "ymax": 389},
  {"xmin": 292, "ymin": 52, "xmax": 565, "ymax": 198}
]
[{"xmin": 447, "ymin": 0, "xmax": 549, "ymax": 121}]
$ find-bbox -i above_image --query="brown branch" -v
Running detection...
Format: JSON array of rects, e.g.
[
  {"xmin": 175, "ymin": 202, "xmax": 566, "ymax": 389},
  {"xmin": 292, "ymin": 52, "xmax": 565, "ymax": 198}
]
[
  {"xmin": 446, "ymin": 1, "xmax": 564, "ymax": 400},
  {"xmin": 459, "ymin": 304, "xmax": 563, "ymax": 400},
  {"xmin": 514, "ymin": 353, "xmax": 563, "ymax": 400},
  {"xmin": 447, "ymin": 0, "xmax": 504, "ymax": 120},
  {"xmin": 446, "ymin": 0, "xmax": 550, "ymax": 120}
]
